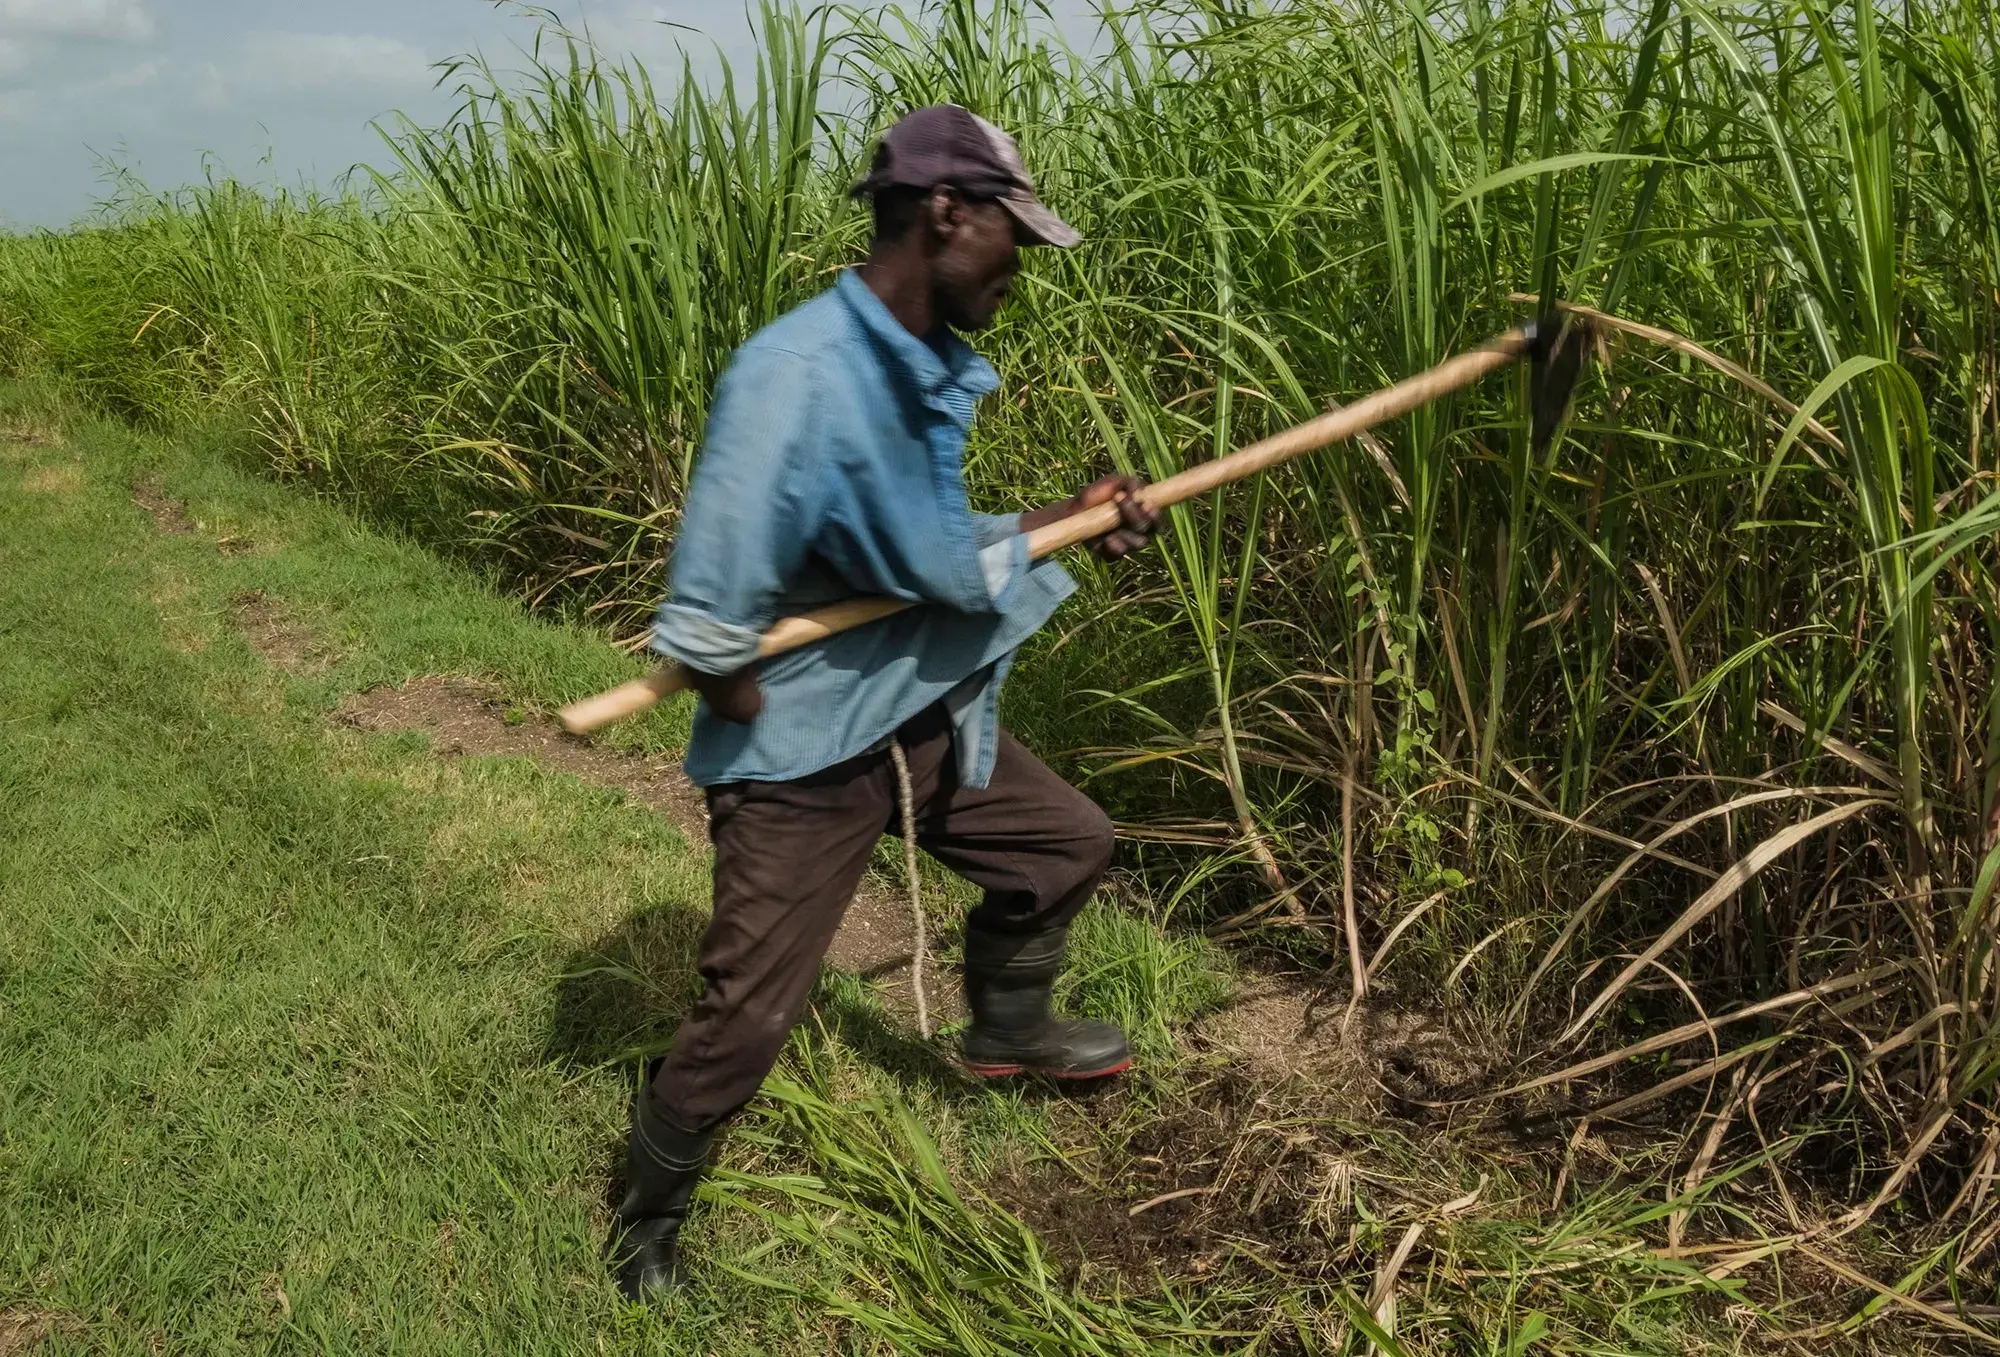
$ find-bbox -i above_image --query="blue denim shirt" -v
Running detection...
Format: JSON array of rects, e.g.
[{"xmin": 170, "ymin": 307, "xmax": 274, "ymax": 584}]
[{"xmin": 651, "ymin": 270, "xmax": 1076, "ymax": 788}]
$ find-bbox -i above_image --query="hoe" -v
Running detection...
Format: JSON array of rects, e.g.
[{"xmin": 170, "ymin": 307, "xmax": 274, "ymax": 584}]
[{"xmin": 559, "ymin": 314, "xmax": 1594, "ymax": 736}]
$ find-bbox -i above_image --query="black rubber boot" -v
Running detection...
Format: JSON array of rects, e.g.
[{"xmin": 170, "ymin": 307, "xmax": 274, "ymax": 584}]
[
  {"xmin": 608, "ymin": 1074, "xmax": 716, "ymax": 1303},
  {"xmin": 960, "ymin": 926, "xmax": 1132, "ymax": 1080}
]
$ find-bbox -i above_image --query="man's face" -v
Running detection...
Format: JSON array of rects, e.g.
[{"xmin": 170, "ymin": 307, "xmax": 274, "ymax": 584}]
[{"xmin": 932, "ymin": 194, "xmax": 1025, "ymax": 332}]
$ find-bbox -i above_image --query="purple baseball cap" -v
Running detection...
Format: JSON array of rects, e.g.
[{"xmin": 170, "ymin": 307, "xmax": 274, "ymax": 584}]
[{"xmin": 850, "ymin": 104, "xmax": 1080, "ymax": 249}]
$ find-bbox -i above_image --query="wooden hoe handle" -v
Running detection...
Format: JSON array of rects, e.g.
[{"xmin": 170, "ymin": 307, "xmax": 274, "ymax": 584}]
[
  {"xmin": 558, "ymin": 327, "xmax": 1534, "ymax": 736},
  {"xmin": 552, "ymin": 665, "xmax": 694, "ymax": 735}
]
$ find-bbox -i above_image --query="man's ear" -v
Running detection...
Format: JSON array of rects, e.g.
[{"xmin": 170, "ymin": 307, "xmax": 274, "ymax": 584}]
[{"xmin": 923, "ymin": 185, "xmax": 963, "ymax": 242}]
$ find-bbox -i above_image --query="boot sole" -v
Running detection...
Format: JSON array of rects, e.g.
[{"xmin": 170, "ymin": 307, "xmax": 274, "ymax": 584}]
[{"xmin": 962, "ymin": 1055, "xmax": 1133, "ymax": 1081}]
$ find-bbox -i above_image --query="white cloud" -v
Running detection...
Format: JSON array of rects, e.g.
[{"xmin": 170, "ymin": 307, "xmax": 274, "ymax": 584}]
[
  {"xmin": 195, "ymin": 31, "xmax": 436, "ymax": 107},
  {"xmin": 92, "ymin": 55, "xmax": 159, "ymax": 91},
  {"xmin": 245, "ymin": 32, "xmax": 434, "ymax": 91},
  {"xmin": 0, "ymin": 0, "xmax": 1106, "ymax": 230},
  {"xmin": 0, "ymin": 0, "xmax": 156, "ymax": 42},
  {"xmin": 0, "ymin": 36, "xmax": 155, "ymax": 113}
]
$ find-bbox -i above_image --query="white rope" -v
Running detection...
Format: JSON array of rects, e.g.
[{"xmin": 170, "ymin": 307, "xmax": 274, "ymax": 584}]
[{"xmin": 887, "ymin": 741, "xmax": 931, "ymax": 1039}]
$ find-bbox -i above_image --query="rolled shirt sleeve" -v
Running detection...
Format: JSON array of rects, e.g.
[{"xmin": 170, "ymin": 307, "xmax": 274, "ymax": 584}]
[
  {"xmin": 652, "ymin": 344, "xmax": 820, "ymax": 675},
  {"xmin": 972, "ymin": 512, "xmax": 1023, "ymax": 548},
  {"xmin": 971, "ymin": 511, "xmax": 1028, "ymax": 605}
]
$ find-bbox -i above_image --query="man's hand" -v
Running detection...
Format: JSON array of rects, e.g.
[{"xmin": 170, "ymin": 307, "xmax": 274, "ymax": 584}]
[
  {"xmin": 1021, "ymin": 474, "xmax": 1161, "ymax": 560},
  {"xmin": 688, "ymin": 664, "xmax": 763, "ymax": 724}
]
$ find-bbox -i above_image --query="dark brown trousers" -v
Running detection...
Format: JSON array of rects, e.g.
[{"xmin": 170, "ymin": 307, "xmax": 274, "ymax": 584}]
[{"xmin": 649, "ymin": 703, "xmax": 1115, "ymax": 1128}]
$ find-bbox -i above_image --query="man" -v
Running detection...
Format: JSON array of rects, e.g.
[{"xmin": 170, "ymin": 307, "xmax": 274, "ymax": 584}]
[{"xmin": 608, "ymin": 104, "xmax": 1160, "ymax": 1302}]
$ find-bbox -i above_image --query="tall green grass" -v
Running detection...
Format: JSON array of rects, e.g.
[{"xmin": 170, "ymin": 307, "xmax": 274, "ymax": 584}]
[{"xmin": 5, "ymin": 0, "xmax": 2000, "ymax": 1273}]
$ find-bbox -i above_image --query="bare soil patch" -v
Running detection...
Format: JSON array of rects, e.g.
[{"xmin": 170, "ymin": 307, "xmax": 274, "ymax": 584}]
[
  {"xmin": 334, "ymin": 676, "xmax": 935, "ymax": 1016},
  {"xmin": 233, "ymin": 591, "xmax": 334, "ymax": 675},
  {"xmin": 1195, "ymin": 977, "xmax": 1501, "ymax": 1104},
  {"xmin": 0, "ymin": 1308, "xmax": 80, "ymax": 1355},
  {"xmin": 996, "ymin": 1070, "xmax": 1366, "ymax": 1288},
  {"xmin": 339, "ymin": 676, "xmax": 708, "ymax": 833},
  {"xmin": 132, "ymin": 475, "xmax": 194, "ymax": 534},
  {"xmin": 826, "ymin": 889, "xmax": 939, "ymax": 1012},
  {"xmin": 1359, "ymin": 999, "xmax": 1502, "ymax": 1103},
  {"xmin": 1193, "ymin": 974, "xmax": 1352, "ymax": 1081},
  {"xmin": 998, "ymin": 990, "xmax": 1514, "ymax": 1292}
]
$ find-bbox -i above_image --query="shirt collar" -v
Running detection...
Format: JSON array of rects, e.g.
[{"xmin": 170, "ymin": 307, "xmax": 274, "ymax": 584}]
[{"xmin": 836, "ymin": 268, "xmax": 999, "ymax": 401}]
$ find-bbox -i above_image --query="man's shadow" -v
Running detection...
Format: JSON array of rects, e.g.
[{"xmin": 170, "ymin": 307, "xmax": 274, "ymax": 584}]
[
  {"xmin": 541, "ymin": 899, "xmax": 991, "ymax": 1107},
  {"xmin": 541, "ymin": 897, "xmax": 708, "ymax": 1074}
]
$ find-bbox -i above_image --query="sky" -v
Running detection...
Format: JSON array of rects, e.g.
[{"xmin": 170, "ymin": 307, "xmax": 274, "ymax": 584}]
[{"xmin": 0, "ymin": 1, "xmax": 1106, "ymax": 231}]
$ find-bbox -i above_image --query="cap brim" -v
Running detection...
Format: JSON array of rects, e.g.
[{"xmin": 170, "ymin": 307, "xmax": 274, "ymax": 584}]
[{"xmin": 999, "ymin": 192, "xmax": 1080, "ymax": 248}]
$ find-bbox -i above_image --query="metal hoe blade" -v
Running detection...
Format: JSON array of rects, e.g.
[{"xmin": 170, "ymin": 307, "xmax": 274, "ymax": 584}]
[{"xmin": 1526, "ymin": 312, "xmax": 1594, "ymax": 455}]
